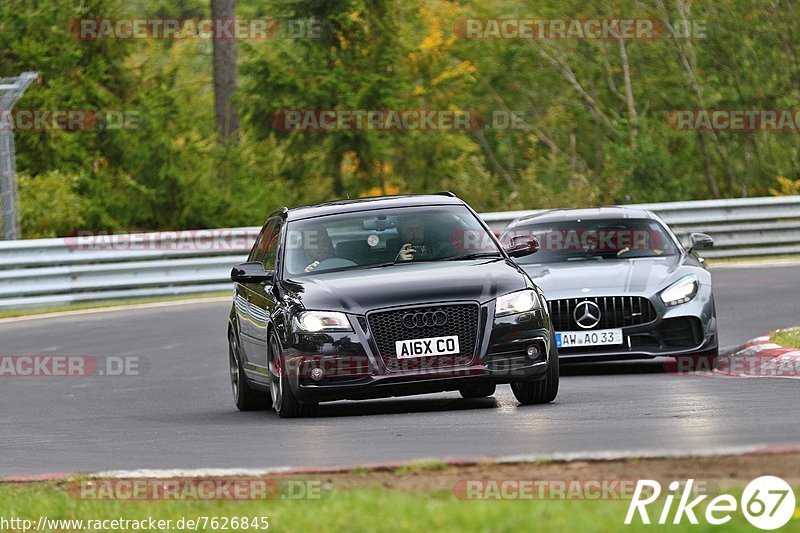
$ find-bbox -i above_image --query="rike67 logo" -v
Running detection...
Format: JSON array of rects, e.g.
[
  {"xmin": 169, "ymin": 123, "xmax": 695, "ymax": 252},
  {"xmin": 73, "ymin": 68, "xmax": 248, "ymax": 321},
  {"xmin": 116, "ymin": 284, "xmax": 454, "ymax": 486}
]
[{"xmin": 625, "ymin": 476, "xmax": 796, "ymax": 530}]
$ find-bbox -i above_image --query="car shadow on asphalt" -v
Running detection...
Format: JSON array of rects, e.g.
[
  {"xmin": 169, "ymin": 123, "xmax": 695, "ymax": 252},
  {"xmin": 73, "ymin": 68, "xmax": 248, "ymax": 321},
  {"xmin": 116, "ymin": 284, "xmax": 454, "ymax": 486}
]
[
  {"xmin": 314, "ymin": 395, "xmax": 499, "ymax": 418},
  {"xmin": 560, "ymin": 358, "xmax": 669, "ymax": 376}
]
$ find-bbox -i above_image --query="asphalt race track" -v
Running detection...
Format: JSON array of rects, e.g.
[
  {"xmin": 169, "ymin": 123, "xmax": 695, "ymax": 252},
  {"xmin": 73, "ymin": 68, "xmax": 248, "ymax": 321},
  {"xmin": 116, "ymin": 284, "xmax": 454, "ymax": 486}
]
[{"xmin": 1, "ymin": 264, "xmax": 799, "ymax": 477}]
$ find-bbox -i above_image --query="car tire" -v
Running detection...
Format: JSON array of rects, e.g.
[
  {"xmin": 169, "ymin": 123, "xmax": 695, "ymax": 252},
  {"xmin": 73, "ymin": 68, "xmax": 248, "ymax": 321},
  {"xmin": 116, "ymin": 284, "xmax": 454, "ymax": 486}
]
[
  {"xmin": 459, "ymin": 382, "xmax": 496, "ymax": 399},
  {"xmin": 229, "ymin": 330, "xmax": 270, "ymax": 411},
  {"xmin": 269, "ymin": 333, "xmax": 317, "ymax": 418},
  {"xmin": 511, "ymin": 335, "xmax": 559, "ymax": 405}
]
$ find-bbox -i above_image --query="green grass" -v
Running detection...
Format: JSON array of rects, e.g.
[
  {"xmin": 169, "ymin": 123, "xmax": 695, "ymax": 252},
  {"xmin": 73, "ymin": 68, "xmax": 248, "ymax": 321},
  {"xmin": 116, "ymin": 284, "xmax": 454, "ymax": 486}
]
[
  {"xmin": 1, "ymin": 482, "xmax": 797, "ymax": 532},
  {"xmin": 0, "ymin": 292, "xmax": 229, "ymax": 319},
  {"xmin": 392, "ymin": 459, "xmax": 449, "ymax": 475},
  {"xmin": 772, "ymin": 327, "xmax": 800, "ymax": 349}
]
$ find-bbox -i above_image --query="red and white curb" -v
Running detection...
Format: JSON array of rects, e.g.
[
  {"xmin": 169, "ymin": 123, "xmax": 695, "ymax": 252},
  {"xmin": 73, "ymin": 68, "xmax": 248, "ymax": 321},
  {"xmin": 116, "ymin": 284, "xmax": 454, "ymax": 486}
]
[
  {"xmin": 5, "ymin": 444, "xmax": 800, "ymax": 483},
  {"xmin": 711, "ymin": 335, "xmax": 800, "ymax": 379}
]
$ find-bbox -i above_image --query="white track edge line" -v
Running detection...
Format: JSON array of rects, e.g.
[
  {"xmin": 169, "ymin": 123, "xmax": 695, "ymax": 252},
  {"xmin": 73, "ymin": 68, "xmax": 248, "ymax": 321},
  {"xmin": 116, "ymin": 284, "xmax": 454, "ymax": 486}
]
[
  {"xmin": 0, "ymin": 297, "xmax": 231, "ymax": 324},
  {"xmin": 88, "ymin": 444, "xmax": 774, "ymax": 479}
]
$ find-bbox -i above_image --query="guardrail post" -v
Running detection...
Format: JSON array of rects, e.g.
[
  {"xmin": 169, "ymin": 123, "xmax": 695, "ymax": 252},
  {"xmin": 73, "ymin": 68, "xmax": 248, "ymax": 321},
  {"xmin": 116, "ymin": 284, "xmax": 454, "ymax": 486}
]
[{"xmin": 0, "ymin": 71, "xmax": 38, "ymax": 240}]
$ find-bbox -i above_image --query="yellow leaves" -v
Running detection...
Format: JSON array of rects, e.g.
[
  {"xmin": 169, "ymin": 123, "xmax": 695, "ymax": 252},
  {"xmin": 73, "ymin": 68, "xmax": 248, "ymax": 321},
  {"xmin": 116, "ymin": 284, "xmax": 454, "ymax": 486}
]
[
  {"xmin": 460, "ymin": 60, "xmax": 477, "ymax": 74},
  {"xmin": 418, "ymin": 3, "xmax": 444, "ymax": 51},
  {"xmin": 420, "ymin": 15, "xmax": 443, "ymax": 51},
  {"xmin": 343, "ymin": 154, "xmax": 400, "ymax": 196},
  {"xmin": 431, "ymin": 60, "xmax": 477, "ymax": 86},
  {"xmin": 342, "ymin": 151, "xmax": 360, "ymax": 174},
  {"xmin": 361, "ymin": 183, "xmax": 401, "ymax": 197},
  {"xmin": 418, "ymin": 2, "xmax": 462, "ymax": 53},
  {"xmin": 377, "ymin": 161, "xmax": 393, "ymax": 176},
  {"xmin": 770, "ymin": 175, "xmax": 800, "ymax": 196},
  {"xmin": 413, "ymin": 3, "xmax": 476, "ymax": 90}
]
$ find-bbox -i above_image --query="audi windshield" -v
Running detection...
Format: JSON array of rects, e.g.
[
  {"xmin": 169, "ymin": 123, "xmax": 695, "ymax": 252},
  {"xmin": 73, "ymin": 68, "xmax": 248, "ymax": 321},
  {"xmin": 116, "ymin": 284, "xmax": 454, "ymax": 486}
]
[{"xmin": 283, "ymin": 205, "xmax": 501, "ymax": 276}]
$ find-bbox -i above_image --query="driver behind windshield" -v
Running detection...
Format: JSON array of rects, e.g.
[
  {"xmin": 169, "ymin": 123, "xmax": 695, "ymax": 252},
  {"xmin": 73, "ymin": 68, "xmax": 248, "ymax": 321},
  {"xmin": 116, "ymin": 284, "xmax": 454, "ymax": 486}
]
[
  {"xmin": 388, "ymin": 214, "xmax": 451, "ymax": 262},
  {"xmin": 303, "ymin": 228, "xmax": 335, "ymax": 272}
]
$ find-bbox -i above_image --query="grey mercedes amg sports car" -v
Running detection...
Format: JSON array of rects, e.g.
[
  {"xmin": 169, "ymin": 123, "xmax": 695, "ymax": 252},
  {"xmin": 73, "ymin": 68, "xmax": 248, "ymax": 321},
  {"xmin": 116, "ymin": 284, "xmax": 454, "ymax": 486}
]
[{"xmin": 500, "ymin": 207, "xmax": 718, "ymax": 362}]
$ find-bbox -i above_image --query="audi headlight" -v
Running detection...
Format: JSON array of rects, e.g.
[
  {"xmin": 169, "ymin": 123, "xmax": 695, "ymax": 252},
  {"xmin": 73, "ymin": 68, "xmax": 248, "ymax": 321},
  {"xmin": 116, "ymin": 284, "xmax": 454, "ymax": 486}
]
[
  {"xmin": 660, "ymin": 275, "xmax": 698, "ymax": 307},
  {"xmin": 293, "ymin": 311, "xmax": 352, "ymax": 332},
  {"xmin": 496, "ymin": 289, "xmax": 540, "ymax": 317}
]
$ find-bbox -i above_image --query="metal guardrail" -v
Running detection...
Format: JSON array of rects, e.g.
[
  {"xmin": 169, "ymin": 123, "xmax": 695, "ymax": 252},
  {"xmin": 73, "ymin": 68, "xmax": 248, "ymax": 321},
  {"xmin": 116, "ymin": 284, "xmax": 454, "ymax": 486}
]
[
  {"xmin": 481, "ymin": 195, "xmax": 800, "ymax": 258},
  {"xmin": 0, "ymin": 196, "xmax": 798, "ymax": 310}
]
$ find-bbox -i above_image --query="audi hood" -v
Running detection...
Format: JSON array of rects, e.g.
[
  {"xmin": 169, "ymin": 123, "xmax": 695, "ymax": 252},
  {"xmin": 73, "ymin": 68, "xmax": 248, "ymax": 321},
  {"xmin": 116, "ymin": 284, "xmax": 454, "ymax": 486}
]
[{"xmin": 281, "ymin": 258, "xmax": 532, "ymax": 315}]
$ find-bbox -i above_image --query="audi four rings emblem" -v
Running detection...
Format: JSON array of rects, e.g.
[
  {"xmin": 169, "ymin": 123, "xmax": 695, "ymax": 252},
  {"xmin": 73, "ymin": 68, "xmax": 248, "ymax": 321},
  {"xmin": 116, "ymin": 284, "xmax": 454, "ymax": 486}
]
[
  {"xmin": 402, "ymin": 311, "xmax": 448, "ymax": 328},
  {"xmin": 574, "ymin": 300, "xmax": 601, "ymax": 329}
]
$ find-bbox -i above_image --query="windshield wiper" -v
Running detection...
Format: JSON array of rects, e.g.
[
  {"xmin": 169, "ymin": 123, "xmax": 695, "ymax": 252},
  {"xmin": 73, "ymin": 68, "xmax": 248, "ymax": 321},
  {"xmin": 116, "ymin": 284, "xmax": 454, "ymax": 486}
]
[
  {"xmin": 351, "ymin": 260, "xmax": 422, "ymax": 270},
  {"xmin": 351, "ymin": 261, "xmax": 398, "ymax": 270},
  {"xmin": 444, "ymin": 252, "xmax": 503, "ymax": 261}
]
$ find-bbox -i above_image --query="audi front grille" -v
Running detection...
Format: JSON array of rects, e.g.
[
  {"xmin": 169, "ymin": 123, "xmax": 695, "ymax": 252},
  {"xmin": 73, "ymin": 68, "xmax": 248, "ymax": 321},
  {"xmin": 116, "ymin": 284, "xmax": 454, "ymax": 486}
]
[
  {"xmin": 366, "ymin": 304, "xmax": 480, "ymax": 371},
  {"xmin": 548, "ymin": 296, "xmax": 657, "ymax": 331}
]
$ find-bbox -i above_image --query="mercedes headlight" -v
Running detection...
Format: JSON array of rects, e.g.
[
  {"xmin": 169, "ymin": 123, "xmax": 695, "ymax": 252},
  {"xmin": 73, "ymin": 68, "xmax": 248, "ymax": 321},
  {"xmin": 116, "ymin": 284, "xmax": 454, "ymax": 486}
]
[
  {"xmin": 496, "ymin": 289, "xmax": 541, "ymax": 317},
  {"xmin": 293, "ymin": 311, "xmax": 352, "ymax": 332},
  {"xmin": 660, "ymin": 275, "xmax": 698, "ymax": 307}
]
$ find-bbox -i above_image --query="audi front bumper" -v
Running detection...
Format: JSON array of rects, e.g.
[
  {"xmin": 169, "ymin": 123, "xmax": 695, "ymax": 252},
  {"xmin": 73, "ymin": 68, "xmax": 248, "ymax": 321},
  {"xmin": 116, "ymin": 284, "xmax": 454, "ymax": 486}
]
[{"xmin": 279, "ymin": 303, "xmax": 554, "ymax": 403}]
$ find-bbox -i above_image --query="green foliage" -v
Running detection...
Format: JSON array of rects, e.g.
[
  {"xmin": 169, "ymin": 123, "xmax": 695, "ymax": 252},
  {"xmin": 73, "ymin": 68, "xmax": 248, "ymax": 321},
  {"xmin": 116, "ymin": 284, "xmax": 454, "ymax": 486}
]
[
  {"xmin": 2, "ymin": 0, "xmax": 799, "ymax": 237},
  {"xmin": 18, "ymin": 170, "xmax": 85, "ymax": 238}
]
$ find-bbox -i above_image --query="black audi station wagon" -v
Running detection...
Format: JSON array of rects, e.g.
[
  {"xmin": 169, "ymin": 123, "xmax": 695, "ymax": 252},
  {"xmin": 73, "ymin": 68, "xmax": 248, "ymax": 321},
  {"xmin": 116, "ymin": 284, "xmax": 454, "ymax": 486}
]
[{"xmin": 227, "ymin": 193, "xmax": 557, "ymax": 417}]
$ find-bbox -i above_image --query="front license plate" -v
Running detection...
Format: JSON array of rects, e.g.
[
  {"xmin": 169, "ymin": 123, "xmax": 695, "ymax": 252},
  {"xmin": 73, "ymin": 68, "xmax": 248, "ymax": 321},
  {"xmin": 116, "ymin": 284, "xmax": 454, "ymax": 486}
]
[
  {"xmin": 395, "ymin": 335, "xmax": 460, "ymax": 359},
  {"xmin": 556, "ymin": 329, "xmax": 623, "ymax": 348}
]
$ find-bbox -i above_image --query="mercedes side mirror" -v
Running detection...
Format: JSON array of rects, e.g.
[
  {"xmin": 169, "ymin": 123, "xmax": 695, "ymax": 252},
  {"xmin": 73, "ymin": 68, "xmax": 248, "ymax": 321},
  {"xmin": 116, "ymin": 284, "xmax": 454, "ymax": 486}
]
[
  {"xmin": 688, "ymin": 233, "xmax": 714, "ymax": 252},
  {"xmin": 505, "ymin": 235, "xmax": 540, "ymax": 258},
  {"xmin": 231, "ymin": 262, "xmax": 275, "ymax": 284}
]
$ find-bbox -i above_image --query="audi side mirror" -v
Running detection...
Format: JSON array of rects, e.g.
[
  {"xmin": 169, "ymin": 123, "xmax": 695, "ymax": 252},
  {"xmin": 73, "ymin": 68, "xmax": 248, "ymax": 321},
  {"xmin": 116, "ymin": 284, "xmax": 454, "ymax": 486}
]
[
  {"xmin": 688, "ymin": 233, "xmax": 713, "ymax": 252},
  {"xmin": 231, "ymin": 262, "xmax": 275, "ymax": 284},
  {"xmin": 505, "ymin": 235, "xmax": 540, "ymax": 258}
]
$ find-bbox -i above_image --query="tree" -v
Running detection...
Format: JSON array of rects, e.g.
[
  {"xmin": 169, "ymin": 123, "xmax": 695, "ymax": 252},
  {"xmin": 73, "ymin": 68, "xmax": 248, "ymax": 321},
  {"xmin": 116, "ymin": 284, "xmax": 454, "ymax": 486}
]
[{"xmin": 211, "ymin": 0, "xmax": 240, "ymax": 143}]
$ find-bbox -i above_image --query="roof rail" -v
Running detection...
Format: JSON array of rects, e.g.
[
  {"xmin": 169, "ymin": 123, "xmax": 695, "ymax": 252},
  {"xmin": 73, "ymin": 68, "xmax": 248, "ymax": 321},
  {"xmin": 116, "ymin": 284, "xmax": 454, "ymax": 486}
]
[{"xmin": 434, "ymin": 191, "xmax": 457, "ymax": 197}]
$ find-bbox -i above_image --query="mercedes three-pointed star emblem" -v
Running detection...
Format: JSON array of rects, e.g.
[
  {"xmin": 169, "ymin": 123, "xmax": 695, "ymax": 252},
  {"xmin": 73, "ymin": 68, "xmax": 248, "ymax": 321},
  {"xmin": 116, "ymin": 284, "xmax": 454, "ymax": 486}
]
[{"xmin": 574, "ymin": 300, "xmax": 601, "ymax": 329}]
